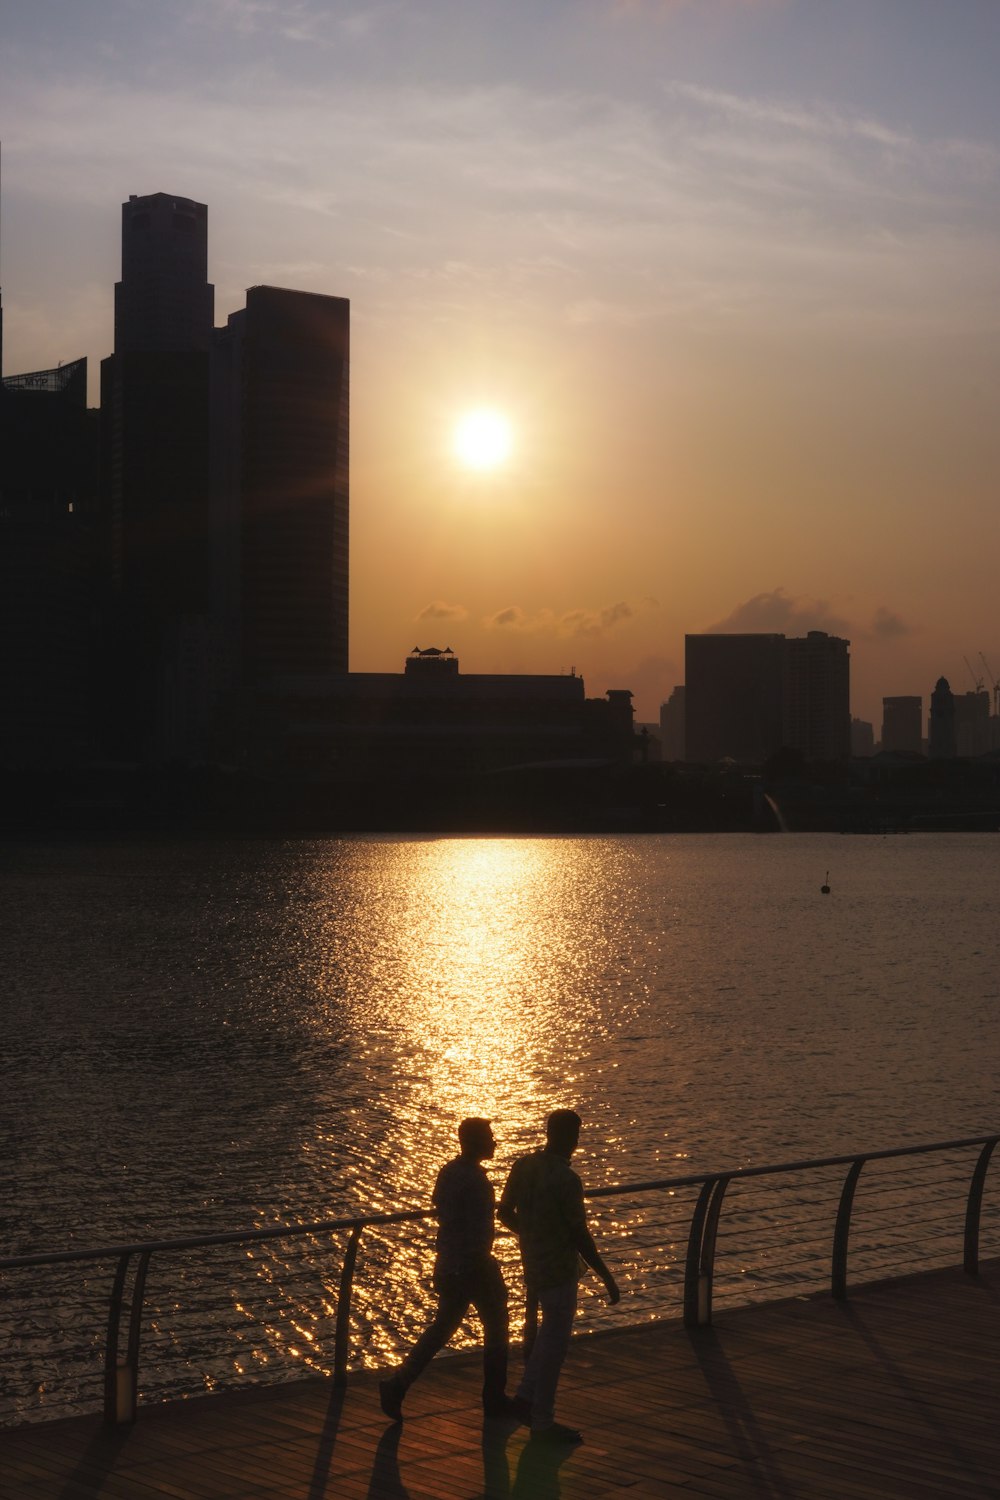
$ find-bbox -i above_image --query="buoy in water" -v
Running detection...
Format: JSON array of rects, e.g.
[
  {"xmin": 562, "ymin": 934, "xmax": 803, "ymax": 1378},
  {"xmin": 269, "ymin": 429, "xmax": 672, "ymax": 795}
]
[{"xmin": 821, "ymin": 871, "xmax": 831, "ymax": 895}]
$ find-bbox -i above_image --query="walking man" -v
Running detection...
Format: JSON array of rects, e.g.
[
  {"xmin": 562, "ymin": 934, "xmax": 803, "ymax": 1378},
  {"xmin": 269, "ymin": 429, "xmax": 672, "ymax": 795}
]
[
  {"xmin": 498, "ymin": 1109, "xmax": 619, "ymax": 1445},
  {"xmin": 379, "ymin": 1118, "xmax": 518, "ymax": 1422}
]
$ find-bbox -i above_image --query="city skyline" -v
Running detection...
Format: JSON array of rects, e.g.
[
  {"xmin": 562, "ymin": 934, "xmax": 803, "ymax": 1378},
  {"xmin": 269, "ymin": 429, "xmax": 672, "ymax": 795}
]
[{"xmin": 3, "ymin": 1, "xmax": 999, "ymax": 724}]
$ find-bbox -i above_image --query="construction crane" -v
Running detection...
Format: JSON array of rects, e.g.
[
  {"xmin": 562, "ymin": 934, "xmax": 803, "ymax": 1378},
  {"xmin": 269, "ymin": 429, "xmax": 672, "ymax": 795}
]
[
  {"xmin": 979, "ymin": 653, "xmax": 1000, "ymax": 717},
  {"xmin": 963, "ymin": 655, "xmax": 984, "ymax": 693}
]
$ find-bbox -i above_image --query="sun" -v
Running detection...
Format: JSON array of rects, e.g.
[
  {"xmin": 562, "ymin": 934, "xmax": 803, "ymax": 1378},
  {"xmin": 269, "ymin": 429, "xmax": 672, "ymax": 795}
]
[{"xmin": 452, "ymin": 409, "xmax": 513, "ymax": 471}]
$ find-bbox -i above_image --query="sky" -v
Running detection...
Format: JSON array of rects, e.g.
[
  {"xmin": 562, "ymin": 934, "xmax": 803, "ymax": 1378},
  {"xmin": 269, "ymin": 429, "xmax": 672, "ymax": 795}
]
[{"xmin": 3, "ymin": 0, "xmax": 1000, "ymax": 727}]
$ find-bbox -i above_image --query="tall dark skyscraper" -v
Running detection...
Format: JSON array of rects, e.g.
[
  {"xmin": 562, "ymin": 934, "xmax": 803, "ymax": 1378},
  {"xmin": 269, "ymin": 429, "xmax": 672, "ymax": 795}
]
[
  {"xmin": 212, "ymin": 286, "xmax": 350, "ymax": 686},
  {"xmin": 100, "ymin": 193, "xmax": 215, "ymax": 756},
  {"xmin": 114, "ymin": 194, "xmax": 213, "ymax": 355}
]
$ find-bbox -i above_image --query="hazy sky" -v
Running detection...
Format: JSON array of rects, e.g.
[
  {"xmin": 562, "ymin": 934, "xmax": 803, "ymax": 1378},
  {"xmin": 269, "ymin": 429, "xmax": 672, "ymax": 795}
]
[{"xmin": 4, "ymin": 0, "xmax": 999, "ymax": 724}]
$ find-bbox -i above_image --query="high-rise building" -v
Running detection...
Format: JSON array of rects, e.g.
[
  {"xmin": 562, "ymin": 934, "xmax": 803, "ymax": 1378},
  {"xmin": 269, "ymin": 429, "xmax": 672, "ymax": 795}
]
[
  {"xmin": 881, "ymin": 696, "xmax": 922, "ymax": 755},
  {"xmin": 100, "ymin": 193, "xmax": 215, "ymax": 758},
  {"xmin": 928, "ymin": 677, "xmax": 956, "ymax": 759},
  {"xmin": 684, "ymin": 631, "xmax": 850, "ymax": 764},
  {"xmin": 114, "ymin": 194, "xmax": 213, "ymax": 355},
  {"xmin": 684, "ymin": 634, "xmax": 786, "ymax": 763},
  {"xmin": 212, "ymin": 286, "xmax": 350, "ymax": 687},
  {"xmin": 954, "ymin": 689, "xmax": 990, "ymax": 758},
  {"xmin": 785, "ymin": 631, "xmax": 850, "ymax": 762}
]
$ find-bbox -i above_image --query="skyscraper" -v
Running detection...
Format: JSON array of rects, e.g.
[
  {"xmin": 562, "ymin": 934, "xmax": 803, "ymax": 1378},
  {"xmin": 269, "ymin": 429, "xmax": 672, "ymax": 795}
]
[
  {"xmin": 785, "ymin": 631, "xmax": 850, "ymax": 763},
  {"xmin": 100, "ymin": 194, "xmax": 215, "ymax": 756},
  {"xmin": 114, "ymin": 194, "xmax": 213, "ymax": 355},
  {"xmin": 212, "ymin": 286, "xmax": 350, "ymax": 687},
  {"xmin": 684, "ymin": 634, "xmax": 786, "ymax": 763},
  {"xmin": 684, "ymin": 631, "xmax": 850, "ymax": 764}
]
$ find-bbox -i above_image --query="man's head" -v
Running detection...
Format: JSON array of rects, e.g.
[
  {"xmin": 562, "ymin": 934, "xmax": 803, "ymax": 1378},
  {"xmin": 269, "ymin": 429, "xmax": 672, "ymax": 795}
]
[
  {"xmin": 458, "ymin": 1117, "xmax": 496, "ymax": 1161},
  {"xmin": 545, "ymin": 1108, "xmax": 581, "ymax": 1157}
]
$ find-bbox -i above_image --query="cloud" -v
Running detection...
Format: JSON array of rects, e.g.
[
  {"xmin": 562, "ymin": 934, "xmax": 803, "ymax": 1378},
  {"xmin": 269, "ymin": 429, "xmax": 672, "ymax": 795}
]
[
  {"xmin": 487, "ymin": 601, "xmax": 635, "ymax": 638},
  {"xmin": 416, "ymin": 599, "xmax": 468, "ymax": 624},
  {"xmin": 561, "ymin": 601, "xmax": 634, "ymax": 637},
  {"xmin": 705, "ymin": 589, "xmax": 853, "ymax": 638},
  {"xmin": 870, "ymin": 606, "xmax": 912, "ymax": 640}
]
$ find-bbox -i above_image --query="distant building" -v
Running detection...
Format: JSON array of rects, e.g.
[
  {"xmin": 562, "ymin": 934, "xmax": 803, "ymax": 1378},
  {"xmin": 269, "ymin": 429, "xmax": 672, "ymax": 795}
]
[
  {"xmin": 684, "ymin": 631, "xmax": 850, "ymax": 764},
  {"xmin": 850, "ymin": 718, "xmax": 875, "ymax": 757},
  {"xmin": 785, "ymin": 631, "xmax": 850, "ymax": 762},
  {"xmin": 659, "ymin": 686, "xmax": 685, "ymax": 761},
  {"xmin": 928, "ymin": 677, "xmax": 956, "ymax": 759},
  {"xmin": 212, "ymin": 286, "xmax": 350, "ymax": 689},
  {"xmin": 881, "ymin": 696, "xmax": 922, "ymax": 756},
  {"xmin": 954, "ymin": 690, "xmax": 990, "ymax": 758},
  {"xmin": 684, "ymin": 634, "xmax": 785, "ymax": 763},
  {"xmin": 235, "ymin": 648, "xmax": 634, "ymax": 777}
]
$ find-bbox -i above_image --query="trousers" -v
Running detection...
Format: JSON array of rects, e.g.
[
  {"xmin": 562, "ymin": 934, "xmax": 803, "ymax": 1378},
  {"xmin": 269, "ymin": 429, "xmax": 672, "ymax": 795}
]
[
  {"xmin": 398, "ymin": 1255, "xmax": 509, "ymax": 1405},
  {"xmin": 515, "ymin": 1279, "xmax": 577, "ymax": 1430}
]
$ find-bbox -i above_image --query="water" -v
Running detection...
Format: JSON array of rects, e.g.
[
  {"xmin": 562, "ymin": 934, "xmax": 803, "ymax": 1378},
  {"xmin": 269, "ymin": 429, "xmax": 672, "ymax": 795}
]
[{"xmin": 2, "ymin": 832, "xmax": 998, "ymax": 1424}]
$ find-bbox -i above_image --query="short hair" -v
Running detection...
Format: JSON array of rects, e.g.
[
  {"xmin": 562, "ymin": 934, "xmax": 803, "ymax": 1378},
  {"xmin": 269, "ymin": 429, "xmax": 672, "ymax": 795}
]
[
  {"xmin": 545, "ymin": 1109, "xmax": 581, "ymax": 1148},
  {"xmin": 458, "ymin": 1117, "xmax": 492, "ymax": 1148}
]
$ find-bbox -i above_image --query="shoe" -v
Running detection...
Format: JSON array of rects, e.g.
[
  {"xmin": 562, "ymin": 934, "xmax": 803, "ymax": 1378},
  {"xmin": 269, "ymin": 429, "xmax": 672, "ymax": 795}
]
[
  {"xmin": 530, "ymin": 1422, "xmax": 583, "ymax": 1445},
  {"xmin": 483, "ymin": 1395, "xmax": 527, "ymax": 1420},
  {"xmin": 379, "ymin": 1377, "xmax": 405, "ymax": 1422}
]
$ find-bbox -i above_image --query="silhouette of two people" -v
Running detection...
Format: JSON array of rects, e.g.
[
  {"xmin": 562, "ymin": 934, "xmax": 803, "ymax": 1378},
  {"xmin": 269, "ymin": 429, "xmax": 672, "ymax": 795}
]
[{"xmin": 380, "ymin": 1109, "xmax": 618, "ymax": 1448}]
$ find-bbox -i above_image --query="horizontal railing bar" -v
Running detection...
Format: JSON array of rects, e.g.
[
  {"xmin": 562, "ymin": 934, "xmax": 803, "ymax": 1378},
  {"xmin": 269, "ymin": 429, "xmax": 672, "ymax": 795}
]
[{"xmin": 2, "ymin": 1133, "xmax": 994, "ymax": 1275}]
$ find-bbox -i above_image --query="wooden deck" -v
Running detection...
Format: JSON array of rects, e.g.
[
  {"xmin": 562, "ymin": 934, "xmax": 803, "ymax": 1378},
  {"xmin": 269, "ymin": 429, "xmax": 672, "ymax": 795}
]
[{"xmin": 3, "ymin": 1261, "xmax": 999, "ymax": 1499}]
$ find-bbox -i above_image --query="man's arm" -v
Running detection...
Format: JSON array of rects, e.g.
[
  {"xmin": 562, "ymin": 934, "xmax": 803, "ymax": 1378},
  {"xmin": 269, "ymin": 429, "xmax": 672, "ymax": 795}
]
[
  {"xmin": 571, "ymin": 1224, "xmax": 620, "ymax": 1305},
  {"xmin": 497, "ymin": 1162, "xmax": 521, "ymax": 1233},
  {"xmin": 561, "ymin": 1174, "xmax": 620, "ymax": 1304}
]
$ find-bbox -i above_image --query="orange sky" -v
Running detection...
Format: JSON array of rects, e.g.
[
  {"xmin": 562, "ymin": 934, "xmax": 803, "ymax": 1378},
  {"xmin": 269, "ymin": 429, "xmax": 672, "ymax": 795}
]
[{"xmin": 4, "ymin": 0, "xmax": 1000, "ymax": 725}]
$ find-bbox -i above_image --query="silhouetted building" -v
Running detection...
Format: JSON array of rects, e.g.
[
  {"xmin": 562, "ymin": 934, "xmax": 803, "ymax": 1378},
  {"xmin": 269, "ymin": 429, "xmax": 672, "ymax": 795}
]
[
  {"xmin": 881, "ymin": 696, "xmax": 922, "ymax": 756},
  {"xmin": 114, "ymin": 193, "xmax": 213, "ymax": 355},
  {"xmin": 785, "ymin": 631, "xmax": 850, "ymax": 762},
  {"xmin": 928, "ymin": 677, "xmax": 956, "ymax": 759},
  {"xmin": 954, "ymin": 690, "xmax": 990, "ymax": 758},
  {"xmin": 850, "ymin": 718, "xmax": 874, "ymax": 757},
  {"xmin": 685, "ymin": 630, "xmax": 850, "ymax": 764},
  {"xmin": 100, "ymin": 192, "xmax": 214, "ymax": 758},
  {"xmin": 235, "ymin": 648, "xmax": 633, "ymax": 777},
  {"xmin": 0, "ymin": 358, "xmax": 101, "ymax": 765},
  {"xmin": 659, "ymin": 686, "xmax": 685, "ymax": 761},
  {"xmin": 684, "ymin": 634, "xmax": 786, "ymax": 763},
  {"xmin": 211, "ymin": 286, "xmax": 350, "ymax": 689}
]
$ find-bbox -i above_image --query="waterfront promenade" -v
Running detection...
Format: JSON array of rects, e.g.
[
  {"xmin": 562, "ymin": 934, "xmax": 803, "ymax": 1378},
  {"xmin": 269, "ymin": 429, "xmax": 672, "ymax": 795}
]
[{"xmin": 3, "ymin": 1259, "xmax": 998, "ymax": 1499}]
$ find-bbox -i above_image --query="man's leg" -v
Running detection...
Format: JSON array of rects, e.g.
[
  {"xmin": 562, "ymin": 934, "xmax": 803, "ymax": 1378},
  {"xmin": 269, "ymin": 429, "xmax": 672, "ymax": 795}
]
[
  {"xmin": 469, "ymin": 1256, "xmax": 510, "ymax": 1412},
  {"xmin": 380, "ymin": 1270, "xmax": 469, "ymax": 1418},
  {"xmin": 515, "ymin": 1280, "xmax": 577, "ymax": 1432}
]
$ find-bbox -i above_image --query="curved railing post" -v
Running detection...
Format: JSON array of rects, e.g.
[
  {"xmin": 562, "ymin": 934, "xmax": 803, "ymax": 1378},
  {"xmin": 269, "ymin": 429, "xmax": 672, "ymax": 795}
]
[
  {"xmin": 832, "ymin": 1157, "xmax": 865, "ymax": 1300},
  {"xmin": 104, "ymin": 1252, "xmax": 132, "ymax": 1425},
  {"xmin": 103, "ymin": 1249, "xmax": 151, "ymax": 1424},
  {"xmin": 964, "ymin": 1136, "xmax": 999, "ymax": 1274},
  {"xmin": 683, "ymin": 1175, "xmax": 730, "ymax": 1327},
  {"xmin": 333, "ymin": 1222, "xmax": 363, "ymax": 1387}
]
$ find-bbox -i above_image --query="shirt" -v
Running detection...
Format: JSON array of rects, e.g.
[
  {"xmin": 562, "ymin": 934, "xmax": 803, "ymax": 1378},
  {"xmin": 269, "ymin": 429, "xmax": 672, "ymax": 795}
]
[
  {"xmin": 432, "ymin": 1155, "xmax": 496, "ymax": 1274},
  {"xmin": 499, "ymin": 1148, "xmax": 587, "ymax": 1290}
]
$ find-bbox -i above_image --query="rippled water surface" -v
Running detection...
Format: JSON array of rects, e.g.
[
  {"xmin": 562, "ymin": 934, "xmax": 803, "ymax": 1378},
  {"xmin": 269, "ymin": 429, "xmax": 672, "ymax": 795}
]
[{"xmin": 2, "ymin": 832, "xmax": 998, "ymax": 1422}]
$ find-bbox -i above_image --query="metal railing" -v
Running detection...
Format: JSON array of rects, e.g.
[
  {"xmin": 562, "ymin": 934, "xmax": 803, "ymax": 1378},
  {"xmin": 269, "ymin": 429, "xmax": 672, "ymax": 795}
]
[{"xmin": 1, "ymin": 1132, "xmax": 996, "ymax": 1427}]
